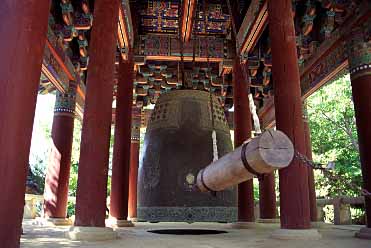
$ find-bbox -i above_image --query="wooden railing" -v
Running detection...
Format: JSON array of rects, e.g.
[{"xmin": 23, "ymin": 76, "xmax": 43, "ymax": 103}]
[
  {"xmin": 23, "ymin": 194, "xmax": 76, "ymax": 219},
  {"xmin": 252, "ymin": 196, "xmax": 365, "ymax": 225},
  {"xmin": 316, "ymin": 196, "xmax": 365, "ymax": 225}
]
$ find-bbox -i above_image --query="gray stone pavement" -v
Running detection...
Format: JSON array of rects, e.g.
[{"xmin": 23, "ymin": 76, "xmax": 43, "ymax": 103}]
[{"xmin": 21, "ymin": 220, "xmax": 370, "ymax": 248}]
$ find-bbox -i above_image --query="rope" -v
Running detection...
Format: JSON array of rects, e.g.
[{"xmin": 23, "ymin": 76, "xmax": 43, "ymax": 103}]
[
  {"xmin": 208, "ymin": 53, "xmax": 218, "ymax": 162},
  {"xmin": 226, "ymin": 0, "xmax": 262, "ymax": 135},
  {"xmin": 192, "ymin": 1, "xmax": 197, "ymax": 72},
  {"xmin": 180, "ymin": 36, "xmax": 185, "ymax": 88},
  {"xmin": 179, "ymin": 0, "xmax": 185, "ymax": 88},
  {"xmin": 248, "ymin": 93, "xmax": 262, "ymax": 134},
  {"xmin": 203, "ymin": 0, "xmax": 218, "ymax": 162},
  {"xmin": 192, "ymin": 36, "xmax": 196, "ymax": 72}
]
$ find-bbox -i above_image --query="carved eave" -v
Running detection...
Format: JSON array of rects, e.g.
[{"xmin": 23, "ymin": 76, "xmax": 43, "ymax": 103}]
[
  {"xmin": 236, "ymin": 0, "xmax": 267, "ymax": 58},
  {"xmin": 137, "ymin": 35, "xmax": 230, "ymax": 63},
  {"xmin": 118, "ymin": 0, "xmax": 134, "ymax": 60},
  {"xmin": 219, "ymin": 59, "xmax": 233, "ymax": 76},
  {"xmin": 43, "ymin": 26, "xmax": 75, "ymax": 93},
  {"xmin": 42, "ymin": 25, "xmax": 86, "ymax": 119},
  {"xmin": 143, "ymin": 55, "xmax": 223, "ymax": 63},
  {"xmin": 180, "ymin": 0, "xmax": 196, "ymax": 43},
  {"xmin": 75, "ymin": 75, "xmax": 86, "ymax": 120},
  {"xmin": 258, "ymin": 2, "xmax": 371, "ymax": 129},
  {"xmin": 300, "ymin": 1, "xmax": 371, "ymax": 99}
]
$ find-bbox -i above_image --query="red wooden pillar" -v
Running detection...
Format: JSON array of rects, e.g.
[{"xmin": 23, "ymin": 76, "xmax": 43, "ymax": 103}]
[
  {"xmin": 347, "ymin": 25, "xmax": 371, "ymax": 233},
  {"xmin": 128, "ymin": 107, "xmax": 141, "ymax": 220},
  {"xmin": 74, "ymin": 0, "xmax": 119, "ymax": 227},
  {"xmin": 233, "ymin": 58, "xmax": 255, "ymax": 222},
  {"xmin": 267, "ymin": 0, "xmax": 311, "ymax": 229},
  {"xmin": 44, "ymin": 83, "xmax": 77, "ymax": 220},
  {"xmin": 0, "ymin": 1, "xmax": 50, "ymax": 246},
  {"xmin": 259, "ymin": 173, "xmax": 277, "ymax": 220},
  {"xmin": 109, "ymin": 56, "xmax": 134, "ymax": 222},
  {"xmin": 303, "ymin": 101, "xmax": 318, "ymax": 222}
]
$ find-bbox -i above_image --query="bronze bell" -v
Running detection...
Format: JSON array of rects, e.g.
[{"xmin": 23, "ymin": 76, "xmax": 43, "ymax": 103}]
[{"xmin": 138, "ymin": 90, "xmax": 237, "ymax": 222}]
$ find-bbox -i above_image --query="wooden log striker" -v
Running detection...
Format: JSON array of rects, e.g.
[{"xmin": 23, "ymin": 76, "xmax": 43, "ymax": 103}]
[{"xmin": 196, "ymin": 130, "xmax": 294, "ymax": 192}]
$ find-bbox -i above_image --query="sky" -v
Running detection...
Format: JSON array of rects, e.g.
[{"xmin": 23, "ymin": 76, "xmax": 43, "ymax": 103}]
[{"xmin": 29, "ymin": 94, "xmax": 55, "ymax": 170}]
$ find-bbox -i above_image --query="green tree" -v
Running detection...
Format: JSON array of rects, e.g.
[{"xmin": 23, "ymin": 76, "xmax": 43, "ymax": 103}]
[
  {"xmin": 307, "ymin": 74, "xmax": 362, "ymax": 197},
  {"xmin": 67, "ymin": 119, "xmax": 114, "ymax": 216},
  {"xmin": 29, "ymin": 94, "xmax": 56, "ymax": 193}
]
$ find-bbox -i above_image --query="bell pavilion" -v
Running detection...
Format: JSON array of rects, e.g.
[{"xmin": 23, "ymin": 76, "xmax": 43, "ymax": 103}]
[{"xmin": 1, "ymin": 0, "xmax": 371, "ymax": 247}]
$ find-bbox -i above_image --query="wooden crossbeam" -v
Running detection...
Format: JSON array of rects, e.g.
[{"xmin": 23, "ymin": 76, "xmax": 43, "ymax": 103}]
[
  {"xmin": 43, "ymin": 28, "xmax": 86, "ymax": 119},
  {"xmin": 180, "ymin": 0, "xmax": 196, "ymax": 43},
  {"xmin": 143, "ymin": 55, "xmax": 223, "ymax": 63},
  {"xmin": 257, "ymin": 1, "xmax": 371, "ymax": 129},
  {"xmin": 118, "ymin": 0, "xmax": 134, "ymax": 60},
  {"xmin": 236, "ymin": 0, "xmax": 267, "ymax": 56}
]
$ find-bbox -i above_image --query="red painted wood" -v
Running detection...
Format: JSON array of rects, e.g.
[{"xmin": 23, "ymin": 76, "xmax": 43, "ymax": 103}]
[
  {"xmin": 237, "ymin": 181, "xmax": 255, "ymax": 222},
  {"xmin": 303, "ymin": 116, "xmax": 318, "ymax": 222},
  {"xmin": 44, "ymin": 114, "xmax": 75, "ymax": 218},
  {"xmin": 110, "ymin": 56, "xmax": 134, "ymax": 220},
  {"xmin": 128, "ymin": 141, "xmax": 140, "ymax": 219},
  {"xmin": 351, "ymin": 74, "xmax": 371, "ymax": 228},
  {"xmin": 0, "ymin": 1, "xmax": 50, "ymax": 247},
  {"xmin": 233, "ymin": 59, "xmax": 255, "ymax": 222},
  {"xmin": 74, "ymin": 0, "xmax": 119, "ymax": 227},
  {"xmin": 267, "ymin": 0, "xmax": 311, "ymax": 229},
  {"xmin": 259, "ymin": 173, "xmax": 277, "ymax": 219}
]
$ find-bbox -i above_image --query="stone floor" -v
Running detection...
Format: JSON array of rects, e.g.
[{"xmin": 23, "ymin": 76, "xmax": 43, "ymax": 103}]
[{"xmin": 21, "ymin": 220, "xmax": 370, "ymax": 248}]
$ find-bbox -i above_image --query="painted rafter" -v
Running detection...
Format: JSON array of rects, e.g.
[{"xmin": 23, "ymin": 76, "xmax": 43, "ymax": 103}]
[
  {"xmin": 142, "ymin": 55, "xmax": 223, "ymax": 63},
  {"xmin": 258, "ymin": 2, "xmax": 371, "ymax": 129},
  {"xmin": 118, "ymin": 0, "xmax": 134, "ymax": 60},
  {"xmin": 236, "ymin": 0, "xmax": 267, "ymax": 57},
  {"xmin": 42, "ymin": 25, "xmax": 86, "ymax": 119},
  {"xmin": 180, "ymin": 0, "xmax": 196, "ymax": 43}
]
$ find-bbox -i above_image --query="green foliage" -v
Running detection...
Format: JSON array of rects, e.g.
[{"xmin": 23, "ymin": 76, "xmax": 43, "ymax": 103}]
[
  {"xmin": 69, "ymin": 162, "xmax": 79, "ymax": 197},
  {"xmin": 68, "ymin": 119, "xmax": 113, "ymax": 197},
  {"xmin": 28, "ymin": 165, "xmax": 46, "ymax": 193},
  {"xmin": 29, "ymin": 94, "xmax": 115, "ymax": 204},
  {"xmin": 67, "ymin": 201, "xmax": 75, "ymax": 218},
  {"xmin": 139, "ymin": 128, "xmax": 147, "ymax": 156},
  {"xmin": 68, "ymin": 119, "xmax": 82, "ymax": 197},
  {"xmin": 67, "ymin": 119, "xmax": 113, "ymax": 216},
  {"xmin": 29, "ymin": 94, "xmax": 56, "ymax": 193},
  {"xmin": 307, "ymin": 75, "xmax": 362, "ymax": 197},
  {"xmin": 253, "ymin": 179, "xmax": 259, "ymax": 201},
  {"xmin": 71, "ymin": 119, "xmax": 82, "ymax": 164}
]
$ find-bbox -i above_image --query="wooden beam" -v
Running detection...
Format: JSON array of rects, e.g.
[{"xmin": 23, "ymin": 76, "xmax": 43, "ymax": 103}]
[
  {"xmin": 144, "ymin": 55, "xmax": 223, "ymax": 63},
  {"xmin": 45, "ymin": 40, "xmax": 75, "ymax": 82},
  {"xmin": 77, "ymin": 84, "xmax": 85, "ymax": 101},
  {"xmin": 258, "ymin": 2, "xmax": 371, "ymax": 128},
  {"xmin": 118, "ymin": 1, "xmax": 134, "ymax": 59},
  {"xmin": 43, "ymin": 26, "xmax": 87, "ymax": 118},
  {"xmin": 181, "ymin": 0, "xmax": 196, "ymax": 43},
  {"xmin": 258, "ymin": 98, "xmax": 276, "ymax": 129},
  {"xmin": 42, "ymin": 39, "xmax": 74, "ymax": 93},
  {"xmin": 196, "ymin": 130, "xmax": 293, "ymax": 192},
  {"xmin": 41, "ymin": 65, "xmax": 65, "ymax": 93},
  {"xmin": 236, "ymin": 0, "xmax": 268, "ymax": 56},
  {"xmin": 258, "ymin": 59, "xmax": 348, "ymax": 129}
]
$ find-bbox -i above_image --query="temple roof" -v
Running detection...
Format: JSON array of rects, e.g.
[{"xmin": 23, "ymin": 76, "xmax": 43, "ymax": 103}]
[{"xmin": 41, "ymin": 0, "xmax": 369, "ymax": 127}]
